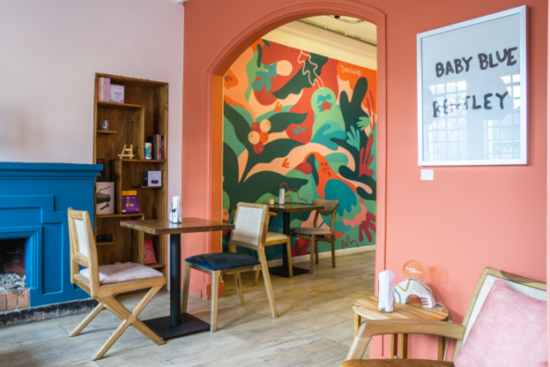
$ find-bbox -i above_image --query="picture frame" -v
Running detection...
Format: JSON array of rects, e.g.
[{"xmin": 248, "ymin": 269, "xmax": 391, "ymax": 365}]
[{"xmin": 417, "ymin": 6, "xmax": 527, "ymax": 166}]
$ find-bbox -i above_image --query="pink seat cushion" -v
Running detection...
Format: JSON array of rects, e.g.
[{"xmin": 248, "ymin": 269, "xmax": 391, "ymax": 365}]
[
  {"xmin": 80, "ymin": 262, "xmax": 163, "ymax": 285},
  {"xmin": 455, "ymin": 279, "xmax": 547, "ymax": 367}
]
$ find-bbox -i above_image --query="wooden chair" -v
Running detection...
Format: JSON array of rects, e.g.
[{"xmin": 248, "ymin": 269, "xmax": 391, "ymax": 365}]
[
  {"xmin": 254, "ymin": 211, "xmax": 293, "ymax": 285},
  {"xmin": 342, "ymin": 267, "xmax": 547, "ymax": 366},
  {"xmin": 67, "ymin": 208, "xmax": 166, "ymax": 361},
  {"xmin": 182, "ymin": 203, "xmax": 278, "ymax": 332},
  {"xmin": 231, "ymin": 206, "xmax": 293, "ymax": 284},
  {"xmin": 290, "ymin": 199, "xmax": 339, "ymax": 274}
]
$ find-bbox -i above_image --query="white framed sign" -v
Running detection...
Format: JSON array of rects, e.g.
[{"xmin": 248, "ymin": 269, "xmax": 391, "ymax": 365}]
[{"xmin": 417, "ymin": 6, "xmax": 528, "ymax": 166}]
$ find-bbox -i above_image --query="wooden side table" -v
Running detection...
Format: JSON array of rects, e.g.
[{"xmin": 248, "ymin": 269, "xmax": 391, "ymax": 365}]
[{"xmin": 353, "ymin": 296, "xmax": 449, "ymax": 360}]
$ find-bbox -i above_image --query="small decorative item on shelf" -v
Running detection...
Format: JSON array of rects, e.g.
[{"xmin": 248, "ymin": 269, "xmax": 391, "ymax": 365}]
[
  {"xmin": 144, "ymin": 142, "xmax": 152, "ymax": 160},
  {"xmin": 268, "ymin": 198, "xmax": 275, "ymax": 205},
  {"xmin": 118, "ymin": 144, "xmax": 134, "ymax": 159},
  {"xmin": 96, "ymin": 158, "xmax": 107, "ymax": 182},
  {"xmin": 170, "ymin": 196, "xmax": 182, "ymax": 223},
  {"xmin": 143, "ymin": 170, "xmax": 162, "ymax": 187},
  {"xmin": 110, "ymin": 84, "xmax": 124, "ymax": 103},
  {"xmin": 143, "ymin": 240, "xmax": 157, "ymax": 264},
  {"xmin": 394, "ymin": 260, "xmax": 436, "ymax": 308},
  {"xmin": 99, "ymin": 120, "xmax": 110, "ymax": 131},
  {"xmin": 96, "ymin": 182, "xmax": 115, "ymax": 215},
  {"xmin": 378, "ymin": 270, "xmax": 395, "ymax": 313},
  {"xmin": 121, "ymin": 190, "xmax": 140, "ymax": 213}
]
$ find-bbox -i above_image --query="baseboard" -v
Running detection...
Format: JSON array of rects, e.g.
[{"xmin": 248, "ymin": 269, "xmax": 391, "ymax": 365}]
[{"xmin": 267, "ymin": 245, "xmax": 376, "ymax": 268}]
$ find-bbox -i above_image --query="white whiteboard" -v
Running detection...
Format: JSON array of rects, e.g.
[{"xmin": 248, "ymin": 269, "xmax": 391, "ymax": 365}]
[{"xmin": 417, "ymin": 6, "xmax": 527, "ymax": 166}]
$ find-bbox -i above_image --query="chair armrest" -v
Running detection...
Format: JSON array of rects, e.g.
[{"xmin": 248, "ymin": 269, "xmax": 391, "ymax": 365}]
[
  {"xmin": 268, "ymin": 212, "xmax": 277, "ymax": 217},
  {"xmin": 346, "ymin": 319, "xmax": 466, "ymax": 360}
]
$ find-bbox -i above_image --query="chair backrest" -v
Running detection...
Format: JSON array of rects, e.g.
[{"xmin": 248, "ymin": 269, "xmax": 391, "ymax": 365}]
[
  {"xmin": 312, "ymin": 199, "xmax": 339, "ymax": 230},
  {"xmin": 454, "ymin": 267, "xmax": 547, "ymax": 359},
  {"xmin": 67, "ymin": 208, "xmax": 100, "ymax": 295},
  {"xmin": 229, "ymin": 203, "xmax": 269, "ymax": 250}
]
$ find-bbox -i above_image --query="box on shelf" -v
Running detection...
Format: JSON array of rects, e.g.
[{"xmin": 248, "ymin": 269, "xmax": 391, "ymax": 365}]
[
  {"xmin": 121, "ymin": 190, "xmax": 140, "ymax": 213},
  {"xmin": 96, "ymin": 182, "xmax": 115, "ymax": 215},
  {"xmin": 110, "ymin": 84, "xmax": 124, "ymax": 103},
  {"xmin": 144, "ymin": 240, "xmax": 157, "ymax": 264},
  {"xmin": 143, "ymin": 171, "xmax": 162, "ymax": 187}
]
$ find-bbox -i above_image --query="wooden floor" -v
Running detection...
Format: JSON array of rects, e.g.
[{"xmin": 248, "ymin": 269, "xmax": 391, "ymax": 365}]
[{"xmin": 0, "ymin": 252, "xmax": 375, "ymax": 367}]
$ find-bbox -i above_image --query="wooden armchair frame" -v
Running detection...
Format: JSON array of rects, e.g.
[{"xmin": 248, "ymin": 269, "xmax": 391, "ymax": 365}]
[
  {"xmin": 290, "ymin": 199, "xmax": 339, "ymax": 274},
  {"xmin": 68, "ymin": 208, "xmax": 166, "ymax": 360},
  {"xmin": 343, "ymin": 267, "xmax": 547, "ymax": 366}
]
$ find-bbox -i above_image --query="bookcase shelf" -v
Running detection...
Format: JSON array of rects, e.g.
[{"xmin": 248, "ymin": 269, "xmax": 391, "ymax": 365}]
[
  {"xmin": 97, "ymin": 101, "xmax": 145, "ymax": 110},
  {"xmin": 93, "ymin": 73, "xmax": 168, "ymax": 292}
]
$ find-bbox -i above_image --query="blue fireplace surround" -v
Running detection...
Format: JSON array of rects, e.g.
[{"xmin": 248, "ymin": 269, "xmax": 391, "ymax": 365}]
[{"xmin": 0, "ymin": 162, "xmax": 101, "ymax": 307}]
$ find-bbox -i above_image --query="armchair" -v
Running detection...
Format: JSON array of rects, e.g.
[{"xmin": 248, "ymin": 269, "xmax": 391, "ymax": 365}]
[{"xmin": 343, "ymin": 267, "xmax": 547, "ymax": 366}]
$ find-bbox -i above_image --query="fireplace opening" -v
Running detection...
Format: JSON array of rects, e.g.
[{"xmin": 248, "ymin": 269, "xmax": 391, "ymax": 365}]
[{"xmin": 0, "ymin": 238, "xmax": 26, "ymax": 289}]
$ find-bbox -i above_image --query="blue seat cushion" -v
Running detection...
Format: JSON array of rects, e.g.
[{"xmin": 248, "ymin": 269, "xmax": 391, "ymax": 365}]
[{"xmin": 185, "ymin": 252, "xmax": 260, "ymax": 271}]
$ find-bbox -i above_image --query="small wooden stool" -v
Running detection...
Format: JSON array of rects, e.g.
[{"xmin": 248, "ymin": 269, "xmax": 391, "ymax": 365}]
[{"xmin": 353, "ymin": 296, "xmax": 449, "ymax": 360}]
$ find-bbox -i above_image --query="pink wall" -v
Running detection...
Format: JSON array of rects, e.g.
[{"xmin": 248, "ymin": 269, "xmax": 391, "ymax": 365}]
[{"xmin": 182, "ymin": 0, "xmax": 548, "ymax": 359}]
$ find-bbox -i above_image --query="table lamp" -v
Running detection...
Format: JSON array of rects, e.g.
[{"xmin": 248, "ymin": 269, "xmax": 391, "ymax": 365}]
[{"xmin": 394, "ymin": 260, "xmax": 436, "ymax": 308}]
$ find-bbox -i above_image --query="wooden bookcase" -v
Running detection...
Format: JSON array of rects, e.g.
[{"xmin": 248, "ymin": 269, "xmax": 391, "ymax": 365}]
[{"xmin": 93, "ymin": 73, "xmax": 168, "ymax": 287}]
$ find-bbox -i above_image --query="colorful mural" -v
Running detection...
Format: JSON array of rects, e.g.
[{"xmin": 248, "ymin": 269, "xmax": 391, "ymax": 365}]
[{"xmin": 222, "ymin": 39, "xmax": 377, "ymax": 260}]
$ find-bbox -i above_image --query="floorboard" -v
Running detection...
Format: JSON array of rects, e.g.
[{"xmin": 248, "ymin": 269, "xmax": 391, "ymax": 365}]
[{"xmin": 0, "ymin": 252, "xmax": 375, "ymax": 367}]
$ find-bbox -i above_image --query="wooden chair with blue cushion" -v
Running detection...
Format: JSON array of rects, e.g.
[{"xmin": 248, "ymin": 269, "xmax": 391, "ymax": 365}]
[{"xmin": 182, "ymin": 202, "xmax": 278, "ymax": 332}]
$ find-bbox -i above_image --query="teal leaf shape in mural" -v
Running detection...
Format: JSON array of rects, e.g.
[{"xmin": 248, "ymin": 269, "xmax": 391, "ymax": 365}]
[
  {"xmin": 272, "ymin": 53, "xmax": 328, "ymax": 99},
  {"xmin": 252, "ymin": 63, "xmax": 277, "ymax": 92},
  {"xmin": 268, "ymin": 112, "xmax": 307, "ymax": 133},
  {"xmin": 346, "ymin": 126, "xmax": 361, "ymax": 152},
  {"xmin": 311, "ymin": 122, "xmax": 346, "ymax": 151},
  {"xmin": 357, "ymin": 116, "xmax": 371, "ymax": 131}
]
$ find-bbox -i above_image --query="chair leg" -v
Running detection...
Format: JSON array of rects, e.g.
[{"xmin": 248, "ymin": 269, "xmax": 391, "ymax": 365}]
[
  {"xmin": 182, "ymin": 262, "xmax": 191, "ymax": 313},
  {"xmin": 254, "ymin": 270, "xmax": 261, "ymax": 286},
  {"xmin": 93, "ymin": 285, "xmax": 164, "ymax": 360},
  {"xmin": 331, "ymin": 237, "xmax": 336, "ymax": 268},
  {"xmin": 286, "ymin": 239, "xmax": 293, "ymax": 278},
  {"xmin": 69, "ymin": 301, "xmax": 105, "ymax": 337},
  {"xmin": 234, "ymin": 271, "xmax": 244, "ymax": 305},
  {"xmin": 258, "ymin": 249, "xmax": 278, "ymax": 318},
  {"xmin": 315, "ymin": 238, "xmax": 319, "ymax": 264},
  {"xmin": 210, "ymin": 270, "xmax": 220, "ymax": 332},
  {"xmin": 309, "ymin": 237, "xmax": 316, "ymax": 274}
]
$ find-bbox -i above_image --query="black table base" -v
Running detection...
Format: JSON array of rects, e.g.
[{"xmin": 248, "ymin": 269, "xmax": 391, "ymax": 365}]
[
  {"xmin": 143, "ymin": 313, "xmax": 210, "ymax": 341},
  {"xmin": 144, "ymin": 233, "xmax": 210, "ymax": 340},
  {"xmin": 269, "ymin": 265, "xmax": 310, "ymax": 278},
  {"xmin": 270, "ymin": 211, "xmax": 312, "ymax": 278}
]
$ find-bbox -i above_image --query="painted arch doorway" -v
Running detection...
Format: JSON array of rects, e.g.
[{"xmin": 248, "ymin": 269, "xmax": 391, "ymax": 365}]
[{"xmin": 221, "ymin": 15, "xmax": 379, "ymax": 270}]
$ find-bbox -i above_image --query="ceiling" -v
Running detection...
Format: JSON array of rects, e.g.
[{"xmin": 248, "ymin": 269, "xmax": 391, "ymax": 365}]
[{"xmin": 300, "ymin": 15, "xmax": 377, "ymax": 46}]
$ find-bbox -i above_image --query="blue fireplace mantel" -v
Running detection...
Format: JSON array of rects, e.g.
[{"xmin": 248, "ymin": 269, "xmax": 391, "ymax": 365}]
[{"xmin": 0, "ymin": 162, "xmax": 101, "ymax": 307}]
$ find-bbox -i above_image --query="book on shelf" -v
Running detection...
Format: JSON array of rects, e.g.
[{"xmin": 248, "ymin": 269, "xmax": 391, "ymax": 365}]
[
  {"xmin": 147, "ymin": 134, "xmax": 164, "ymax": 160},
  {"xmin": 143, "ymin": 240, "xmax": 157, "ymax": 264},
  {"xmin": 97, "ymin": 76, "xmax": 111, "ymax": 102},
  {"xmin": 121, "ymin": 190, "xmax": 140, "ymax": 213}
]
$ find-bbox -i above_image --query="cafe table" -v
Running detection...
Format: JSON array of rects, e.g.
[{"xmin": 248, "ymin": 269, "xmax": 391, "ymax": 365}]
[
  {"xmin": 120, "ymin": 218, "xmax": 234, "ymax": 341},
  {"xmin": 268, "ymin": 203, "xmax": 324, "ymax": 277}
]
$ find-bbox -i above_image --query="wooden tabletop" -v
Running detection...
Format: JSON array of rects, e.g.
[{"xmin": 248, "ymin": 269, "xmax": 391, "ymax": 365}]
[
  {"xmin": 353, "ymin": 296, "xmax": 449, "ymax": 321},
  {"xmin": 268, "ymin": 203, "xmax": 324, "ymax": 212},
  {"xmin": 120, "ymin": 218, "xmax": 234, "ymax": 235}
]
